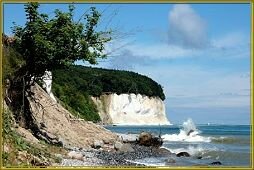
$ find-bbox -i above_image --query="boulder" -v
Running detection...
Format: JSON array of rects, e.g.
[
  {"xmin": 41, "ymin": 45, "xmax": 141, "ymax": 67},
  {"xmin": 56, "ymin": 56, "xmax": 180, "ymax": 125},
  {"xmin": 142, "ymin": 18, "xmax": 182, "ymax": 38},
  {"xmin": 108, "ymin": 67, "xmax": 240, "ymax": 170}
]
[
  {"xmin": 150, "ymin": 136, "xmax": 163, "ymax": 147},
  {"xmin": 138, "ymin": 132, "xmax": 163, "ymax": 147},
  {"xmin": 139, "ymin": 132, "xmax": 152, "ymax": 146},
  {"xmin": 176, "ymin": 152, "xmax": 190, "ymax": 157},
  {"xmin": 67, "ymin": 151, "xmax": 84, "ymax": 161},
  {"xmin": 118, "ymin": 143, "xmax": 135, "ymax": 152},
  {"xmin": 155, "ymin": 148, "xmax": 171, "ymax": 156},
  {"xmin": 118, "ymin": 134, "xmax": 138, "ymax": 143},
  {"xmin": 187, "ymin": 129, "xmax": 194, "ymax": 136},
  {"xmin": 92, "ymin": 140, "xmax": 104, "ymax": 149},
  {"xmin": 114, "ymin": 142, "xmax": 134, "ymax": 152},
  {"xmin": 210, "ymin": 161, "xmax": 222, "ymax": 165},
  {"xmin": 114, "ymin": 141, "xmax": 123, "ymax": 150}
]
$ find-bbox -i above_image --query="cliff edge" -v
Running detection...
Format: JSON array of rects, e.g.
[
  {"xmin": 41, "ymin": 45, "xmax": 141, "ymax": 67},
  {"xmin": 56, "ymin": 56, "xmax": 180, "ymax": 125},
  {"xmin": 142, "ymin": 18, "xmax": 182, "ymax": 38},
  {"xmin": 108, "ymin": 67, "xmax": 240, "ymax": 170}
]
[{"xmin": 92, "ymin": 93, "xmax": 170, "ymax": 125}]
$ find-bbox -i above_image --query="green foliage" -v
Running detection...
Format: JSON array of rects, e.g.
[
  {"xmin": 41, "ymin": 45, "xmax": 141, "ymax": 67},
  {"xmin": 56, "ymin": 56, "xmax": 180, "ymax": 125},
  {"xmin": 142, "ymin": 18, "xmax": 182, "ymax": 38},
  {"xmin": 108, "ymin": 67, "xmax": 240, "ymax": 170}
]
[
  {"xmin": 53, "ymin": 65, "xmax": 166, "ymax": 101},
  {"xmin": 12, "ymin": 2, "xmax": 112, "ymax": 80},
  {"xmin": 52, "ymin": 80, "xmax": 100, "ymax": 122},
  {"xmin": 3, "ymin": 107, "xmax": 29, "ymax": 150},
  {"xmin": 2, "ymin": 43, "xmax": 25, "ymax": 81},
  {"xmin": 52, "ymin": 65, "xmax": 165, "ymax": 122}
]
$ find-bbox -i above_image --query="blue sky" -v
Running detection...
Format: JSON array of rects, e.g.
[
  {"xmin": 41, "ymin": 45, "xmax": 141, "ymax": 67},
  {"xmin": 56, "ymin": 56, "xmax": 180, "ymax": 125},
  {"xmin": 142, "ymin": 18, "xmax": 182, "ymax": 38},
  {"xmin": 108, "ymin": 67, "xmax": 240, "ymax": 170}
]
[{"xmin": 4, "ymin": 3, "xmax": 251, "ymax": 125}]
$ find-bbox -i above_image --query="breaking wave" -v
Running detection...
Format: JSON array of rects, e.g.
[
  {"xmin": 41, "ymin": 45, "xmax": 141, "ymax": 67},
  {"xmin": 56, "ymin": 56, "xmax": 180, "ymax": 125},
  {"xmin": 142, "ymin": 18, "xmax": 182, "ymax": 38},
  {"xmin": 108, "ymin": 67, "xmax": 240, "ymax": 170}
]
[{"xmin": 162, "ymin": 118, "xmax": 211, "ymax": 142}]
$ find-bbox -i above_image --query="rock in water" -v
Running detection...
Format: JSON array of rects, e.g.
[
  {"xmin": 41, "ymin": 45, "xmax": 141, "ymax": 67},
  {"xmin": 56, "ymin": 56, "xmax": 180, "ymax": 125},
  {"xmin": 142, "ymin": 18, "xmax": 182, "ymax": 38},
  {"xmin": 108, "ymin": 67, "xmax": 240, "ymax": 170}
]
[
  {"xmin": 176, "ymin": 152, "xmax": 190, "ymax": 157},
  {"xmin": 210, "ymin": 161, "xmax": 222, "ymax": 165},
  {"xmin": 155, "ymin": 148, "xmax": 171, "ymax": 156},
  {"xmin": 187, "ymin": 129, "xmax": 194, "ymax": 136}
]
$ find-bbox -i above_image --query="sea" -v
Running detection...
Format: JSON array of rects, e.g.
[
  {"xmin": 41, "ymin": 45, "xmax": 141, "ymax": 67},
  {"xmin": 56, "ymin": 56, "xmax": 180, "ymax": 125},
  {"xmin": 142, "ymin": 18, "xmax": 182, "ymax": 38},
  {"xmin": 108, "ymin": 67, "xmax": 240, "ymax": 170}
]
[{"xmin": 104, "ymin": 119, "xmax": 251, "ymax": 167}]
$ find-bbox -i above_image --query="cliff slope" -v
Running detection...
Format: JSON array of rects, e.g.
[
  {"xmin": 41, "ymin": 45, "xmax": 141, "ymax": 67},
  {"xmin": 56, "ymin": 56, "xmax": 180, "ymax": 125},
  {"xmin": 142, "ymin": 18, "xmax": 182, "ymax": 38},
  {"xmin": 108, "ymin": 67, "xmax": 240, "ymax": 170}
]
[{"xmin": 27, "ymin": 83, "xmax": 117, "ymax": 148}]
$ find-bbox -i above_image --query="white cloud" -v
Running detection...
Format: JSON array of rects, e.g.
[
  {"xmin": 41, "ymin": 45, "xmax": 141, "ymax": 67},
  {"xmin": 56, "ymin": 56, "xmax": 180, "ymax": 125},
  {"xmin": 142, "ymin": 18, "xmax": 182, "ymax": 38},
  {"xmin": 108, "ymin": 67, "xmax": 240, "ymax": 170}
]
[
  {"xmin": 103, "ymin": 31, "xmax": 249, "ymax": 69},
  {"xmin": 108, "ymin": 49, "xmax": 151, "ymax": 70},
  {"xmin": 124, "ymin": 43, "xmax": 200, "ymax": 59},
  {"xmin": 211, "ymin": 32, "xmax": 248, "ymax": 49},
  {"xmin": 168, "ymin": 4, "xmax": 208, "ymax": 48}
]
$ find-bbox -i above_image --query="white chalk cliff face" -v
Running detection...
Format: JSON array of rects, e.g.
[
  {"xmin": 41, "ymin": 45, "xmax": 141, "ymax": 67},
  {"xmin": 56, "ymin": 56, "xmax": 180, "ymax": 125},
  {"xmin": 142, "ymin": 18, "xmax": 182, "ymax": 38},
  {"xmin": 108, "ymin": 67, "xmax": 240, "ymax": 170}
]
[
  {"xmin": 41, "ymin": 71, "xmax": 56, "ymax": 102},
  {"xmin": 44, "ymin": 72, "xmax": 170, "ymax": 125},
  {"xmin": 92, "ymin": 94, "xmax": 171, "ymax": 125}
]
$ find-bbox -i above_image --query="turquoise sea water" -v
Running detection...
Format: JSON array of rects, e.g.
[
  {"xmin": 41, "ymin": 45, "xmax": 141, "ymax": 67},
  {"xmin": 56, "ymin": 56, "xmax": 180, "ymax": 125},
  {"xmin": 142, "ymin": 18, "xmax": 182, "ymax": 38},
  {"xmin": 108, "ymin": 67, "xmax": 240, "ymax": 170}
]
[{"xmin": 104, "ymin": 120, "xmax": 251, "ymax": 167}]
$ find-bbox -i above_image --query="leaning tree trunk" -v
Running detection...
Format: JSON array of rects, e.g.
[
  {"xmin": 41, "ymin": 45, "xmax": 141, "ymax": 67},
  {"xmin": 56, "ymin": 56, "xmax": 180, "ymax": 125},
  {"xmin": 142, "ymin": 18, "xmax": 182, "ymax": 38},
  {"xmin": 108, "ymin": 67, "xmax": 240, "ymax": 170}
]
[{"xmin": 5, "ymin": 72, "xmax": 35, "ymax": 128}]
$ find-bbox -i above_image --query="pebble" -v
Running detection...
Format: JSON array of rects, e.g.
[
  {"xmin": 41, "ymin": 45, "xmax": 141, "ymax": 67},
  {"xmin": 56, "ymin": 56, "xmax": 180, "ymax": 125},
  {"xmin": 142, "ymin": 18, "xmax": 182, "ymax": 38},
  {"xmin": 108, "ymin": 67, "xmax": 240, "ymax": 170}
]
[{"xmin": 61, "ymin": 143, "xmax": 161, "ymax": 166}]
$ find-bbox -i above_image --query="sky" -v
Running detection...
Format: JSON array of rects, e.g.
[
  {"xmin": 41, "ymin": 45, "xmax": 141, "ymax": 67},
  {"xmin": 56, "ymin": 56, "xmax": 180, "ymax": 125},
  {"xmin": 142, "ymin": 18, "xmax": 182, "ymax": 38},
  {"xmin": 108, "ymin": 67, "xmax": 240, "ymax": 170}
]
[{"xmin": 3, "ymin": 3, "xmax": 251, "ymax": 125}]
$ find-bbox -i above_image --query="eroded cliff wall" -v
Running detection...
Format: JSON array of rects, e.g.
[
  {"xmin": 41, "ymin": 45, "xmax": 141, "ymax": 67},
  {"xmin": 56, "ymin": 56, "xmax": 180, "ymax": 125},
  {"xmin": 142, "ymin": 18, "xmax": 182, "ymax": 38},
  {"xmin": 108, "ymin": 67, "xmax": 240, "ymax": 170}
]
[{"xmin": 92, "ymin": 94, "xmax": 170, "ymax": 125}]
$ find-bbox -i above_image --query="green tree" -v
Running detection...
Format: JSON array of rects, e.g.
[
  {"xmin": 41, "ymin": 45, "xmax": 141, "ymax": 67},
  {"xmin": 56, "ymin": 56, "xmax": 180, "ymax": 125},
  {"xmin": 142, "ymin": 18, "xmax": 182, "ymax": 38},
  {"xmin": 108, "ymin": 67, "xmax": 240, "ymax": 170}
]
[
  {"xmin": 12, "ymin": 2, "xmax": 112, "ymax": 84},
  {"xmin": 8, "ymin": 2, "xmax": 112, "ymax": 126}
]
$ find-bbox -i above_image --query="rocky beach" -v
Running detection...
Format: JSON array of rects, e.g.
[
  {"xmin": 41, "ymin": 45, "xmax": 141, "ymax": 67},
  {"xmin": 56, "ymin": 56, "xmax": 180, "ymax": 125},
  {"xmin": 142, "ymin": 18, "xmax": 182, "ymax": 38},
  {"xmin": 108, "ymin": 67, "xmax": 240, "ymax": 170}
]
[{"xmin": 59, "ymin": 133, "xmax": 174, "ymax": 167}]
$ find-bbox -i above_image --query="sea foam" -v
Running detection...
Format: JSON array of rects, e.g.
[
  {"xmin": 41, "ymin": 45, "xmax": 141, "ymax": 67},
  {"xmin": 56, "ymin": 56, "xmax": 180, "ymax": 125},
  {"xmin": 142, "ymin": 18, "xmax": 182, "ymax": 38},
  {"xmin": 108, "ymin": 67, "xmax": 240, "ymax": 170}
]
[{"xmin": 162, "ymin": 118, "xmax": 211, "ymax": 143}]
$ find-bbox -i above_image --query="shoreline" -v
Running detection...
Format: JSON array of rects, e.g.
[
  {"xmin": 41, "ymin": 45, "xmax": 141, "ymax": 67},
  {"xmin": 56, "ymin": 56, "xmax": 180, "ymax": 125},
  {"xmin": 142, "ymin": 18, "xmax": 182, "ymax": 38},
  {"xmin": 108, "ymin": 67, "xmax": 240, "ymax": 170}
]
[
  {"xmin": 58, "ymin": 134, "xmax": 224, "ymax": 167},
  {"xmin": 60, "ymin": 143, "xmax": 172, "ymax": 166}
]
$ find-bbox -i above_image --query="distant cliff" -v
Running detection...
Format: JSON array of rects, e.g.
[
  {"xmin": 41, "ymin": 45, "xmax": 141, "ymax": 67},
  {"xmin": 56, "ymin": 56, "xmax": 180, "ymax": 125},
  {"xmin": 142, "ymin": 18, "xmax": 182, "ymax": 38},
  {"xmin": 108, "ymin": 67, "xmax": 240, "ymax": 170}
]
[
  {"xmin": 52, "ymin": 65, "xmax": 169, "ymax": 124},
  {"xmin": 92, "ymin": 94, "xmax": 170, "ymax": 125}
]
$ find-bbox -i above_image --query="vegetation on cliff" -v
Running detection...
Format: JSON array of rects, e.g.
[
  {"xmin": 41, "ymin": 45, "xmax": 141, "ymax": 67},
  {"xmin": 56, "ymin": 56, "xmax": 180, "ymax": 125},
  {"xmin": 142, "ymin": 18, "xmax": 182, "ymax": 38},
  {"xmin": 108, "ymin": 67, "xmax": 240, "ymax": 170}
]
[
  {"xmin": 4, "ymin": 2, "xmax": 112, "ymax": 126},
  {"xmin": 2, "ymin": 2, "xmax": 112, "ymax": 165},
  {"xmin": 51, "ymin": 65, "xmax": 165, "ymax": 122},
  {"xmin": 53, "ymin": 65, "xmax": 165, "ymax": 100},
  {"xmin": 4, "ymin": 2, "xmax": 165, "ymax": 124}
]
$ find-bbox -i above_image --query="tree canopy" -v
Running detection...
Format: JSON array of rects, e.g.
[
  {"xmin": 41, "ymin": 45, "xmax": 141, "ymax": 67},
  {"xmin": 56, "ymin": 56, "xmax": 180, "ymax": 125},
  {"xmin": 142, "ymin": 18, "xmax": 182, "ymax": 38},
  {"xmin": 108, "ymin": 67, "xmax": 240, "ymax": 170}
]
[
  {"xmin": 53, "ymin": 65, "xmax": 166, "ymax": 100},
  {"xmin": 12, "ymin": 2, "xmax": 112, "ymax": 80}
]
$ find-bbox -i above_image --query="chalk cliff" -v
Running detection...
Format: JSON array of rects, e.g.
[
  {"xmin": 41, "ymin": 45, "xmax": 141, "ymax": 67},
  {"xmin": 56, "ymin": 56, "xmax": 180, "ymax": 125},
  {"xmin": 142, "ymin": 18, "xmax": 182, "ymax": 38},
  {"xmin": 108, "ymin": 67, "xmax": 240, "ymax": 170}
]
[
  {"xmin": 92, "ymin": 94, "xmax": 170, "ymax": 125},
  {"xmin": 43, "ymin": 71, "xmax": 170, "ymax": 125}
]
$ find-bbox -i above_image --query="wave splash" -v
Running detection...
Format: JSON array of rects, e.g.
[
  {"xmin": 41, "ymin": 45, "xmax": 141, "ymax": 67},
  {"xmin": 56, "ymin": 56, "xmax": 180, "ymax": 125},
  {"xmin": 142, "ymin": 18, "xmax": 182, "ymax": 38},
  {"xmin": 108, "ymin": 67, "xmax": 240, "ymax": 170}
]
[{"xmin": 162, "ymin": 118, "xmax": 211, "ymax": 142}]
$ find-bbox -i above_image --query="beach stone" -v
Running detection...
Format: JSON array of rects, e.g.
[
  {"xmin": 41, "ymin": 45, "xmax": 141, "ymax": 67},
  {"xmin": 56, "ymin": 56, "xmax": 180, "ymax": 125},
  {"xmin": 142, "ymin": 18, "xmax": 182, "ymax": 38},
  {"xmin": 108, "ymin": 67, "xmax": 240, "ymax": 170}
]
[
  {"xmin": 67, "ymin": 151, "xmax": 84, "ymax": 161},
  {"xmin": 114, "ymin": 141, "xmax": 123, "ymax": 150},
  {"xmin": 138, "ymin": 132, "xmax": 163, "ymax": 147},
  {"xmin": 92, "ymin": 140, "xmax": 104, "ymax": 149},
  {"xmin": 210, "ymin": 161, "xmax": 222, "ymax": 165},
  {"xmin": 139, "ymin": 132, "xmax": 152, "ymax": 146},
  {"xmin": 119, "ymin": 134, "xmax": 138, "ymax": 143},
  {"xmin": 156, "ymin": 148, "xmax": 171, "ymax": 156},
  {"xmin": 176, "ymin": 152, "xmax": 190, "ymax": 157},
  {"xmin": 118, "ymin": 143, "xmax": 135, "ymax": 153}
]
